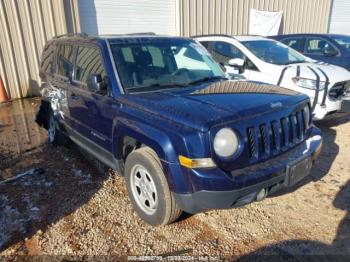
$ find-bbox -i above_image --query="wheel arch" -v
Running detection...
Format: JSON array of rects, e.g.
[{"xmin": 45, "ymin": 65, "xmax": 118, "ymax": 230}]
[
  {"xmin": 112, "ymin": 121, "xmax": 178, "ymax": 163},
  {"xmin": 112, "ymin": 119, "xmax": 192, "ymax": 193}
]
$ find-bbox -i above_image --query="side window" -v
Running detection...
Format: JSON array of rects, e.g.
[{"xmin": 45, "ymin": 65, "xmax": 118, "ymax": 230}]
[
  {"xmin": 305, "ymin": 38, "xmax": 337, "ymax": 55},
  {"xmin": 41, "ymin": 43, "xmax": 55, "ymax": 74},
  {"xmin": 56, "ymin": 44, "xmax": 74, "ymax": 78},
  {"xmin": 281, "ymin": 38, "xmax": 304, "ymax": 52},
  {"xmin": 74, "ymin": 46, "xmax": 106, "ymax": 90},
  {"xmin": 211, "ymin": 41, "xmax": 244, "ymax": 65}
]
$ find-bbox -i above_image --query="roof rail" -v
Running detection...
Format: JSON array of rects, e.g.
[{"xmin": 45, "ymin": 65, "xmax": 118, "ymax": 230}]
[
  {"xmin": 236, "ymin": 34, "xmax": 264, "ymax": 37},
  {"xmin": 99, "ymin": 32, "xmax": 157, "ymax": 37},
  {"xmin": 53, "ymin": 32, "xmax": 88, "ymax": 39},
  {"xmin": 191, "ymin": 34, "xmax": 235, "ymax": 39},
  {"xmin": 124, "ymin": 32, "xmax": 156, "ymax": 35}
]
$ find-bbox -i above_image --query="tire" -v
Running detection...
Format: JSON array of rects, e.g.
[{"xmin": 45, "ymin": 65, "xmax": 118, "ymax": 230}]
[
  {"xmin": 125, "ymin": 147, "xmax": 182, "ymax": 226},
  {"xmin": 47, "ymin": 114, "xmax": 67, "ymax": 146}
]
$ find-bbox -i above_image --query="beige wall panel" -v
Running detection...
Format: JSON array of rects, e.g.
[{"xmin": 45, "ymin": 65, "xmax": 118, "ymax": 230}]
[
  {"xmin": 0, "ymin": 0, "xmax": 331, "ymax": 99},
  {"xmin": 0, "ymin": 0, "xmax": 81, "ymax": 99},
  {"xmin": 180, "ymin": 0, "xmax": 332, "ymax": 37}
]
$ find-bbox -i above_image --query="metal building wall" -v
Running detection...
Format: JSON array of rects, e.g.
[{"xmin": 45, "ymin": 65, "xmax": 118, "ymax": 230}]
[
  {"xmin": 0, "ymin": 0, "xmax": 81, "ymax": 99},
  {"xmin": 179, "ymin": 0, "xmax": 332, "ymax": 37}
]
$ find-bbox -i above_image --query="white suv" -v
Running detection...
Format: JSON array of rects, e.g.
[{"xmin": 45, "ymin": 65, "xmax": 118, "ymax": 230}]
[{"xmin": 195, "ymin": 35, "xmax": 350, "ymax": 120}]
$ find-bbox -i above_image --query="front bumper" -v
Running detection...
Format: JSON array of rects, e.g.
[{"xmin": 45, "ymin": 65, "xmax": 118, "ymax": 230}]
[
  {"xmin": 174, "ymin": 129, "xmax": 322, "ymax": 214},
  {"xmin": 312, "ymin": 90, "xmax": 350, "ymax": 119},
  {"xmin": 313, "ymin": 100, "xmax": 342, "ymax": 120}
]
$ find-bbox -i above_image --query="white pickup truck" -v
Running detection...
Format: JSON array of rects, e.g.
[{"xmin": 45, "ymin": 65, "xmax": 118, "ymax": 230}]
[{"xmin": 195, "ymin": 35, "xmax": 350, "ymax": 120}]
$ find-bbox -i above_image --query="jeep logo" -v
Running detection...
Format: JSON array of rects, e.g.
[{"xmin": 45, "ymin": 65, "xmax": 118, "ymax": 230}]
[{"xmin": 270, "ymin": 102, "xmax": 283, "ymax": 108}]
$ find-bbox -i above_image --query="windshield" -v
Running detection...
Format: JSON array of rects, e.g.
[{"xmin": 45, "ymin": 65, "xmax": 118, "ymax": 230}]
[
  {"xmin": 242, "ymin": 40, "xmax": 307, "ymax": 65},
  {"xmin": 329, "ymin": 35, "xmax": 350, "ymax": 52},
  {"xmin": 110, "ymin": 39, "xmax": 225, "ymax": 93}
]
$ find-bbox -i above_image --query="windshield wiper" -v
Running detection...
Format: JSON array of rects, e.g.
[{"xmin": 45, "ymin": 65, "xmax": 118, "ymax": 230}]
[
  {"xmin": 127, "ymin": 77, "xmax": 226, "ymax": 92},
  {"xmin": 186, "ymin": 76, "xmax": 227, "ymax": 86},
  {"xmin": 127, "ymin": 82, "xmax": 187, "ymax": 91}
]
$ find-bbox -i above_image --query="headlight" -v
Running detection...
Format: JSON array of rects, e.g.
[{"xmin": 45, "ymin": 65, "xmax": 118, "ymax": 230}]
[
  {"xmin": 303, "ymin": 104, "xmax": 311, "ymax": 129},
  {"xmin": 292, "ymin": 77, "xmax": 325, "ymax": 90},
  {"xmin": 213, "ymin": 128, "xmax": 239, "ymax": 158}
]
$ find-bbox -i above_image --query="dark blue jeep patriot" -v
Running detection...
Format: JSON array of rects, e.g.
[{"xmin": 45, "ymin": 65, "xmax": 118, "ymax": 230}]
[{"xmin": 36, "ymin": 33, "xmax": 322, "ymax": 226}]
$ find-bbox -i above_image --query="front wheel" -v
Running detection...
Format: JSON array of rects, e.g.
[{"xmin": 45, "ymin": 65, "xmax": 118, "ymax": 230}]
[{"xmin": 125, "ymin": 147, "xmax": 182, "ymax": 226}]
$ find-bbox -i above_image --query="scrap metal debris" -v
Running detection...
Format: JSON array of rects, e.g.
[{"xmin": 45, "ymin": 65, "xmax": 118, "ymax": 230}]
[{"xmin": 0, "ymin": 168, "xmax": 45, "ymax": 186}]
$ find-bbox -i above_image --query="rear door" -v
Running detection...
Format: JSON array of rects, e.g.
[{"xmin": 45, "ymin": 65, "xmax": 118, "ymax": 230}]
[{"xmin": 68, "ymin": 44, "xmax": 116, "ymax": 152}]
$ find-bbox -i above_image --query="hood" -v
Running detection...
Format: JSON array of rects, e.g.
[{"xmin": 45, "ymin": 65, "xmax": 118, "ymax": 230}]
[
  {"xmin": 120, "ymin": 81, "xmax": 308, "ymax": 131},
  {"xmin": 283, "ymin": 62, "xmax": 350, "ymax": 84}
]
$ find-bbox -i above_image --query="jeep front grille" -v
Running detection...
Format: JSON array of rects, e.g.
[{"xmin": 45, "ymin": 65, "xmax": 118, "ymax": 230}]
[{"xmin": 247, "ymin": 109, "xmax": 307, "ymax": 162}]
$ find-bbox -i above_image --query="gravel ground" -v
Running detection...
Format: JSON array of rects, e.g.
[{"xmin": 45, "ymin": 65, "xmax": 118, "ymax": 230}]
[{"xmin": 0, "ymin": 99, "xmax": 349, "ymax": 261}]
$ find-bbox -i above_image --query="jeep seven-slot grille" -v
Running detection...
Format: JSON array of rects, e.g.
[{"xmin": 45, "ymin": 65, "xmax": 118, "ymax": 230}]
[{"xmin": 247, "ymin": 109, "xmax": 307, "ymax": 161}]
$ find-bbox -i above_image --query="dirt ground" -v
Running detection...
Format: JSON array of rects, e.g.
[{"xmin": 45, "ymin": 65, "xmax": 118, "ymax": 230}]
[{"xmin": 0, "ymin": 98, "xmax": 349, "ymax": 261}]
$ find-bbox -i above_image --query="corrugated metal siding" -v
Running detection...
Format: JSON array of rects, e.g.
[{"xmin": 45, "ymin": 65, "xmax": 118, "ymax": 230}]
[
  {"xmin": 180, "ymin": 0, "xmax": 332, "ymax": 37},
  {"xmin": 0, "ymin": 0, "xmax": 81, "ymax": 99}
]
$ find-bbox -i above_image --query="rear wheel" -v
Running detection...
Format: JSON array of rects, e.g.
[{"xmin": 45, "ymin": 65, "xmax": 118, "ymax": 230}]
[
  {"xmin": 125, "ymin": 147, "xmax": 182, "ymax": 226},
  {"xmin": 47, "ymin": 114, "xmax": 67, "ymax": 146}
]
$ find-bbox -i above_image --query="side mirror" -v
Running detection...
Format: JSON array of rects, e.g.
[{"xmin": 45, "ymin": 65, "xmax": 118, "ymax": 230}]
[
  {"xmin": 324, "ymin": 47, "xmax": 338, "ymax": 57},
  {"xmin": 87, "ymin": 74, "xmax": 107, "ymax": 94},
  {"xmin": 227, "ymin": 58, "xmax": 245, "ymax": 73}
]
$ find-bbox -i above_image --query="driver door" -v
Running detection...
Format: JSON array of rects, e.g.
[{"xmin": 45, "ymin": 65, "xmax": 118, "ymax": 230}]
[
  {"xmin": 68, "ymin": 45, "xmax": 115, "ymax": 151},
  {"xmin": 304, "ymin": 37, "xmax": 340, "ymax": 64}
]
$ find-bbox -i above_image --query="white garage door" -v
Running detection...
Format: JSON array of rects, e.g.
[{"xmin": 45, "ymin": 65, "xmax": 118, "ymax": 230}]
[
  {"xmin": 329, "ymin": 0, "xmax": 350, "ymax": 34},
  {"xmin": 79, "ymin": 0, "xmax": 178, "ymax": 36}
]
